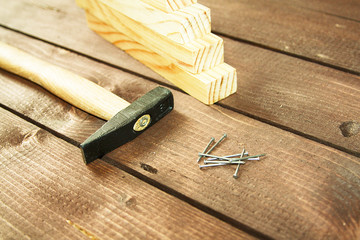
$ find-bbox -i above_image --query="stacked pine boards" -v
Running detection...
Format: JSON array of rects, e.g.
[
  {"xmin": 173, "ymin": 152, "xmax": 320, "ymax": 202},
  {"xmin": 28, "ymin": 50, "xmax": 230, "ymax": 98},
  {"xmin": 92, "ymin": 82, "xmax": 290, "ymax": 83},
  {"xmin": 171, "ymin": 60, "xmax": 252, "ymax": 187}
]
[{"xmin": 76, "ymin": 0, "xmax": 237, "ymax": 104}]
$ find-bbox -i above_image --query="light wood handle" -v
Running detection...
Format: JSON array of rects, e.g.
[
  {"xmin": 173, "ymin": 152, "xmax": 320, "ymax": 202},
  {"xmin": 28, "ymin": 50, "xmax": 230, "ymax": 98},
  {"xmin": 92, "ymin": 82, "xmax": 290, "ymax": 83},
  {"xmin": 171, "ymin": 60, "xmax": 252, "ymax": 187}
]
[{"xmin": 0, "ymin": 41, "xmax": 130, "ymax": 120}]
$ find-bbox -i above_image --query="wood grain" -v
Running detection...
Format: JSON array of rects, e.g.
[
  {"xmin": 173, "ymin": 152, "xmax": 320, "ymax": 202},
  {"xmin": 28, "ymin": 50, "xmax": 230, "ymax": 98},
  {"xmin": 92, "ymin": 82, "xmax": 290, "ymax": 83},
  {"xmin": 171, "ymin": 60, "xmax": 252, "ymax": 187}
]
[
  {"xmin": 281, "ymin": 0, "xmax": 360, "ymax": 21},
  {"xmin": 198, "ymin": 0, "xmax": 360, "ymax": 74},
  {"xmin": 0, "ymin": 0, "xmax": 358, "ymax": 154},
  {"xmin": 83, "ymin": 0, "xmax": 211, "ymax": 44},
  {"xmin": 0, "ymin": 108, "xmax": 255, "ymax": 240},
  {"xmin": 86, "ymin": 12, "xmax": 236, "ymax": 104},
  {"xmin": 0, "ymin": 30, "xmax": 359, "ymax": 240},
  {"xmin": 142, "ymin": 0, "xmax": 197, "ymax": 12},
  {"xmin": 221, "ymin": 36, "xmax": 360, "ymax": 156},
  {"xmin": 80, "ymin": 0, "xmax": 211, "ymax": 44},
  {"xmin": 77, "ymin": 0, "xmax": 223, "ymax": 74}
]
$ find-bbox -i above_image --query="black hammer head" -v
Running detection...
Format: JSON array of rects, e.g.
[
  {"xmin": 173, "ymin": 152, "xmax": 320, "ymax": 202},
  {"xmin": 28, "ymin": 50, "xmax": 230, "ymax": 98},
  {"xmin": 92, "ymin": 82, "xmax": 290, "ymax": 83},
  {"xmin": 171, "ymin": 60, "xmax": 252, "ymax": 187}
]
[{"xmin": 80, "ymin": 86, "xmax": 173, "ymax": 164}]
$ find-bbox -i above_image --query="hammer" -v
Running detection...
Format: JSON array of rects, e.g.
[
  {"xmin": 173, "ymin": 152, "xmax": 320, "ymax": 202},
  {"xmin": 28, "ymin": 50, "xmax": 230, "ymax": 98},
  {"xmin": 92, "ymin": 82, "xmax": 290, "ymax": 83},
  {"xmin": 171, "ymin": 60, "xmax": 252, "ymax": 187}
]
[{"xmin": 0, "ymin": 41, "xmax": 173, "ymax": 164}]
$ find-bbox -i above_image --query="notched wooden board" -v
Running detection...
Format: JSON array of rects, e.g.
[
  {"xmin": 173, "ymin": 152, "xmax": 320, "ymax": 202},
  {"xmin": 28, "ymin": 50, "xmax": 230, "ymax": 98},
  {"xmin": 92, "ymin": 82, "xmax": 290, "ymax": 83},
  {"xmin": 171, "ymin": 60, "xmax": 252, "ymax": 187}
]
[{"xmin": 85, "ymin": 12, "xmax": 235, "ymax": 105}]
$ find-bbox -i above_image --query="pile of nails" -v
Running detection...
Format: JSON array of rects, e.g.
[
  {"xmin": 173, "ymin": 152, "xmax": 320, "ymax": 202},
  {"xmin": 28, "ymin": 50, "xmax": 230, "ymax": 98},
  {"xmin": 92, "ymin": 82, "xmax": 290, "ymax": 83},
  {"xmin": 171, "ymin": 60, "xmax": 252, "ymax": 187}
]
[{"xmin": 197, "ymin": 133, "xmax": 266, "ymax": 179}]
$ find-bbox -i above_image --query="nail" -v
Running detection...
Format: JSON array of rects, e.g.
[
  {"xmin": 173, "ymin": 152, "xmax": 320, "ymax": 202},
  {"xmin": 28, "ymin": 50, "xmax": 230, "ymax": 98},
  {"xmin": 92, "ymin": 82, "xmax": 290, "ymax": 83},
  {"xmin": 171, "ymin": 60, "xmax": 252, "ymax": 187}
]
[
  {"xmin": 230, "ymin": 153, "xmax": 266, "ymax": 162},
  {"xmin": 203, "ymin": 160, "xmax": 246, "ymax": 164},
  {"xmin": 199, "ymin": 153, "xmax": 236, "ymax": 161},
  {"xmin": 199, "ymin": 163, "xmax": 228, "ymax": 169},
  {"xmin": 233, "ymin": 148, "xmax": 246, "ymax": 179},
  {"xmin": 203, "ymin": 153, "xmax": 265, "ymax": 162},
  {"xmin": 206, "ymin": 152, "xmax": 249, "ymax": 161},
  {"xmin": 197, "ymin": 137, "xmax": 215, "ymax": 163},
  {"xmin": 205, "ymin": 133, "xmax": 227, "ymax": 155}
]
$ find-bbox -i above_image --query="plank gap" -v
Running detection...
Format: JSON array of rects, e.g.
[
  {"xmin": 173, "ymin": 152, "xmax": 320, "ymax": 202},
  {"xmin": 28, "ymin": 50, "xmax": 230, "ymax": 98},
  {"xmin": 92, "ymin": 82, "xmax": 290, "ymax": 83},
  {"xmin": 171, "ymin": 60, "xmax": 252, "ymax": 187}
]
[
  {"xmin": 272, "ymin": 0, "xmax": 360, "ymax": 23},
  {"xmin": 299, "ymin": 8, "xmax": 360, "ymax": 23},
  {"xmin": 101, "ymin": 156, "xmax": 275, "ymax": 240},
  {"xmin": 0, "ymin": 104, "xmax": 272, "ymax": 240},
  {"xmin": 212, "ymin": 30, "xmax": 360, "ymax": 77},
  {"xmin": 0, "ymin": 103, "xmax": 80, "ymax": 148},
  {"xmin": 1, "ymin": 107, "xmax": 256, "ymax": 239},
  {"xmin": 217, "ymin": 102, "xmax": 360, "ymax": 158},
  {"xmin": 1, "ymin": 24, "xmax": 358, "ymax": 157}
]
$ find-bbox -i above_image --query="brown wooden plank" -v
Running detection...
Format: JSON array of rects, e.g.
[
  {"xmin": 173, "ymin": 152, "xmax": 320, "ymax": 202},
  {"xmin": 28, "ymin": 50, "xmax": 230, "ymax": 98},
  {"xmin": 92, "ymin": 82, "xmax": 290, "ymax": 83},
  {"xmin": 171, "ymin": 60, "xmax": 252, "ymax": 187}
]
[
  {"xmin": 1, "ymin": 29, "xmax": 359, "ymax": 239},
  {"xmin": 0, "ymin": 108, "xmax": 254, "ymax": 240},
  {"xmin": 198, "ymin": 0, "xmax": 360, "ymax": 74},
  {"xmin": 221, "ymin": 36, "xmax": 360, "ymax": 156},
  {"xmin": 281, "ymin": 0, "xmax": 360, "ymax": 21},
  {"xmin": 0, "ymin": 1, "xmax": 359, "ymax": 156}
]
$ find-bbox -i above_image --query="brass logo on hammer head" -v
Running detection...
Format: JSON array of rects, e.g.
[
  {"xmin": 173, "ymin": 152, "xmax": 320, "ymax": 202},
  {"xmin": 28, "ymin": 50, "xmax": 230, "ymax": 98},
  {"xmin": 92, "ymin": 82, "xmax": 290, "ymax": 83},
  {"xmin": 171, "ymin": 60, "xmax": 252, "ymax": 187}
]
[{"xmin": 133, "ymin": 114, "xmax": 151, "ymax": 132}]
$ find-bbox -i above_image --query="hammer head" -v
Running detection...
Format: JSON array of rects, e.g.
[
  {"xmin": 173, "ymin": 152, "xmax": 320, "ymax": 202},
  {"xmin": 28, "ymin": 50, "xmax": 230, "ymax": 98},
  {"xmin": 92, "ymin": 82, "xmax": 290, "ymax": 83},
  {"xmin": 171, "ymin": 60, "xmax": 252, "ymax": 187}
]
[{"xmin": 80, "ymin": 87, "xmax": 173, "ymax": 164}]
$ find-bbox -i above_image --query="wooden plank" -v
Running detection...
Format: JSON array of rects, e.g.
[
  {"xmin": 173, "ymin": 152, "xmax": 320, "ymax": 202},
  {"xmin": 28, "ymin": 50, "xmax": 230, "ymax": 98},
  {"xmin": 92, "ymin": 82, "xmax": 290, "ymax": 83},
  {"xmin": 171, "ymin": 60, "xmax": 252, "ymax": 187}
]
[
  {"xmin": 85, "ymin": 12, "xmax": 236, "ymax": 104},
  {"xmin": 77, "ymin": 0, "xmax": 211, "ymax": 45},
  {"xmin": 221, "ymin": 36, "xmax": 360, "ymax": 156},
  {"xmin": 199, "ymin": 0, "xmax": 360, "ymax": 74},
  {"xmin": 0, "ymin": 0, "xmax": 358, "ymax": 154},
  {"xmin": 1, "ymin": 29, "xmax": 359, "ymax": 239},
  {"xmin": 142, "ymin": 0, "xmax": 197, "ymax": 12},
  {"xmin": 0, "ymin": 108, "xmax": 254, "ymax": 239},
  {"xmin": 76, "ymin": 0, "xmax": 223, "ymax": 74},
  {"xmin": 282, "ymin": 0, "xmax": 360, "ymax": 21}
]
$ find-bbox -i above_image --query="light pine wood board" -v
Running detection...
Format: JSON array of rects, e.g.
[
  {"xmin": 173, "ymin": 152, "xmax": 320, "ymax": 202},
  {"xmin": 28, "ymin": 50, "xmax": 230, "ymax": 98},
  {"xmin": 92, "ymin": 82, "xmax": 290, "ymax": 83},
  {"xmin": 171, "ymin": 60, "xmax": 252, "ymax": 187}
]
[
  {"xmin": 143, "ymin": 0, "xmax": 197, "ymax": 12},
  {"xmin": 77, "ymin": 0, "xmax": 211, "ymax": 45},
  {"xmin": 76, "ymin": 0, "xmax": 223, "ymax": 74},
  {"xmin": 198, "ymin": 0, "xmax": 360, "ymax": 74},
  {"xmin": 0, "ymin": 30, "xmax": 359, "ymax": 240},
  {"xmin": 0, "ymin": 108, "xmax": 255, "ymax": 240},
  {"xmin": 85, "ymin": 12, "xmax": 235, "ymax": 105},
  {"xmin": 0, "ymin": 0, "xmax": 358, "ymax": 155}
]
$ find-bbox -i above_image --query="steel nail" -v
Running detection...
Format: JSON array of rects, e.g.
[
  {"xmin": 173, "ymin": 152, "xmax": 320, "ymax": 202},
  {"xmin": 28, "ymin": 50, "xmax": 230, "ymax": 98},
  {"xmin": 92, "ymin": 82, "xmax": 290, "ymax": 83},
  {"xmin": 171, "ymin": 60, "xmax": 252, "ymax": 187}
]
[
  {"xmin": 229, "ymin": 153, "xmax": 266, "ymax": 162},
  {"xmin": 233, "ymin": 148, "xmax": 246, "ymax": 179},
  {"xmin": 203, "ymin": 160, "xmax": 246, "ymax": 164},
  {"xmin": 198, "ymin": 153, "xmax": 236, "ymax": 161},
  {"xmin": 199, "ymin": 163, "xmax": 228, "ymax": 169},
  {"xmin": 205, "ymin": 133, "xmax": 227, "ymax": 155},
  {"xmin": 197, "ymin": 137, "xmax": 215, "ymax": 163},
  {"xmin": 206, "ymin": 152, "xmax": 249, "ymax": 161}
]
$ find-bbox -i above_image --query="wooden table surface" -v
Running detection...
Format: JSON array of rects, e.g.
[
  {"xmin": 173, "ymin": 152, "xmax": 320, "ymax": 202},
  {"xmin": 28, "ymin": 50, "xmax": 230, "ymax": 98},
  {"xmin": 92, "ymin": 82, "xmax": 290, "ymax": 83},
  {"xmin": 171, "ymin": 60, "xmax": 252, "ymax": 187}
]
[{"xmin": 0, "ymin": 0, "xmax": 359, "ymax": 239}]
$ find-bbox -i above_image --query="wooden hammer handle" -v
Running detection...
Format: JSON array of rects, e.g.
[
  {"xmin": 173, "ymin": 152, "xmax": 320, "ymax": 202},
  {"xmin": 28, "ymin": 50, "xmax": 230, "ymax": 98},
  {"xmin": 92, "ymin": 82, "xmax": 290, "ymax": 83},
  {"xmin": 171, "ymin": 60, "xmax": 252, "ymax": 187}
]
[{"xmin": 0, "ymin": 41, "xmax": 130, "ymax": 120}]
